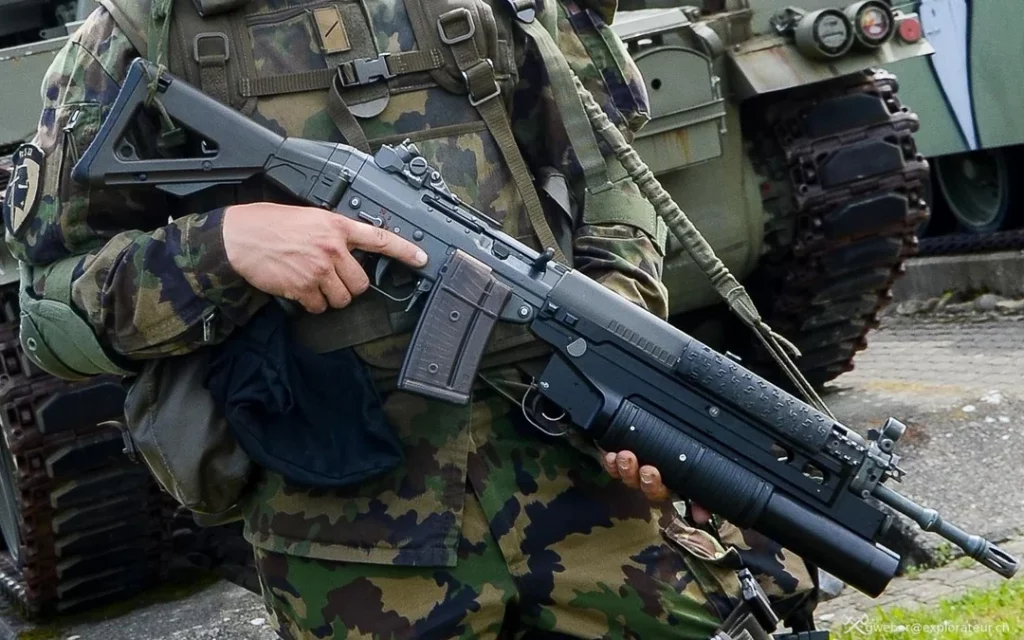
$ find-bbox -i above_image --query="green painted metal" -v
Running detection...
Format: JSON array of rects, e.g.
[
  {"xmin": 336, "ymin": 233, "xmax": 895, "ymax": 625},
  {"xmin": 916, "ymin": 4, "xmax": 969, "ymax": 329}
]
[
  {"xmin": 878, "ymin": 0, "xmax": 1024, "ymax": 233},
  {"xmin": 969, "ymin": 1, "xmax": 1024, "ymax": 151},
  {"xmin": 883, "ymin": 0, "xmax": 1024, "ymax": 158},
  {"xmin": 0, "ymin": 36, "xmax": 68, "ymax": 150},
  {"xmin": 728, "ymin": 31, "xmax": 932, "ymax": 99},
  {"xmin": 883, "ymin": 55, "xmax": 966, "ymax": 158},
  {"xmin": 613, "ymin": 2, "xmax": 932, "ymax": 316}
]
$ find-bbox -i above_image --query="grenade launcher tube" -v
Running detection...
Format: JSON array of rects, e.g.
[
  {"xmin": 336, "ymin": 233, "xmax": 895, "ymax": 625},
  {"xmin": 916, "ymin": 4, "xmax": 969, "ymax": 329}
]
[{"xmin": 597, "ymin": 398, "xmax": 899, "ymax": 597}]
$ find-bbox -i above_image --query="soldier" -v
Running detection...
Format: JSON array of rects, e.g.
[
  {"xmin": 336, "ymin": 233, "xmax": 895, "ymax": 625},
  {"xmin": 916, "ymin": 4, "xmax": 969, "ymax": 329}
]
[{"xmin": 4, "ymin": 0, "xmax": 817, "ymax": 637}]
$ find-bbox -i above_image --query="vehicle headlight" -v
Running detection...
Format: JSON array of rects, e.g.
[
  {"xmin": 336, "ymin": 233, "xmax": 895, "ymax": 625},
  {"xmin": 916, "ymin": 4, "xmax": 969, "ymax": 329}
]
[
  {"xmin": 846, "ymin": 0, "xmax": 896, "ymax": 49},
  {"xmin": 794, "ymin": 8, "xmax": 855, "ymax": 59}
]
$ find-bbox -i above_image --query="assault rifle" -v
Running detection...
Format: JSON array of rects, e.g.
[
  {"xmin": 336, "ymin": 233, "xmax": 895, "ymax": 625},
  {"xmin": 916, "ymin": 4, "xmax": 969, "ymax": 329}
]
[{"xmin": 75, "ymin": 58, "xmax": 1018, "ymax": 599}]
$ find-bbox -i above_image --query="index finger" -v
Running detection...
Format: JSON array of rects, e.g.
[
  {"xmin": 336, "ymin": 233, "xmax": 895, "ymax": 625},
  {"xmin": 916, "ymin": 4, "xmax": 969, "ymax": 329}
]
[{"xmin": 345, "ymin": 220, "xmax": 428, "ymax": 269}]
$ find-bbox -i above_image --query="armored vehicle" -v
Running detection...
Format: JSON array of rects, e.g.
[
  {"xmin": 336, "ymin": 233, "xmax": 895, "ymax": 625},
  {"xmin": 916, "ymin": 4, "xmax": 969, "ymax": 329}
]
[
  {"xmin": 610, "ymin": 1, "xmax": 933, "ymax": 387},
  {"xmin": 883, "ymin": 0, "xmax": 1024, "ymax": 247},
  {"xmin": 0, "ymin": 0, "xmax": 933, "ymax": 619},
  {"xmin": 0, "ymin": 0, "xmax": 172, "ymax": 617}
]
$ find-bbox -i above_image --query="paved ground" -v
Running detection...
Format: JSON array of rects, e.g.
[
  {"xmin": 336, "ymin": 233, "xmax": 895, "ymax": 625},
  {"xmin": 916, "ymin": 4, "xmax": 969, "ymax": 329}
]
[
  {"xmin": 2, "ymin": 307, "xmax": 1022, "ymax": 638},
  {"xmin": 823, "ymin": 311, "xmax": 1024, "ymax": 555},
  {"xmin": 0, "ymin": 581, "xmax": 275, "ymax": 640}
]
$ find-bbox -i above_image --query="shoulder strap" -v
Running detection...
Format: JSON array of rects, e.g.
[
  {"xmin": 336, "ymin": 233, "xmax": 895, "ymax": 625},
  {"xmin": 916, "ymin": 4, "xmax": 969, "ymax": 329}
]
[
  {"xmin": 432, "ymin": 4, "xmax": 567, "ymax": 265},
  {"xmin": 97, "ymin": 0, "xmax": 151, "ymax": 58},
  {"xmin": 506, "ymin": 1, "xmax": 611, "ymax": 194}
]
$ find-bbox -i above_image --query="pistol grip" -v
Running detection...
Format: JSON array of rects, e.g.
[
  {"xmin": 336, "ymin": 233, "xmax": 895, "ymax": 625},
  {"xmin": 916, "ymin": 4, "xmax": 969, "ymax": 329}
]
[{"xmin": 398, "ymin": 251, "xmax": 511, "ymax": 404}]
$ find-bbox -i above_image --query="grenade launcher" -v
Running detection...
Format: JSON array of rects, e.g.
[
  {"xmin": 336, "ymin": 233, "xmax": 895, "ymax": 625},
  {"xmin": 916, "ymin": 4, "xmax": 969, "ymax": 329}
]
[{"xmin": 75, "ymin": 58, "xmax": 1018, "ymax": 599}]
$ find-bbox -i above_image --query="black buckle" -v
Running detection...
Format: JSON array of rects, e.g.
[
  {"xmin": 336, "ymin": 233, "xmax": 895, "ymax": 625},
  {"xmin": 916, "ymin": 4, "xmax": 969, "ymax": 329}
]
[
  {"xmin": 502, "ymin": 0, "xmax": 536, "ymax": 22},
  {"xmin": 337, "ymin": 54, "xmax": 394, "ymax": 88},
  {"xmin": 739, "ymin": 568, "xmax": 780, "ymax": 633},
  {"xmin": 773, "ymin": 632, "xmax": 830, "ymax": 640},
  {"xmin": 193, "ymin": 32, "xmax": 229, "ymax": 65},
  {"xmin": 437, "ymin": 8, "xmax": 476, "ymax": 44}
]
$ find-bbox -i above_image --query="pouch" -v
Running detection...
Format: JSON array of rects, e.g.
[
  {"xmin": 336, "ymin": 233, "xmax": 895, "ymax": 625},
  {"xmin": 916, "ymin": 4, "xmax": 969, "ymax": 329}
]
[{"xmin": 123, "ymin": 348, "xmax": 253, "ymax": 522}]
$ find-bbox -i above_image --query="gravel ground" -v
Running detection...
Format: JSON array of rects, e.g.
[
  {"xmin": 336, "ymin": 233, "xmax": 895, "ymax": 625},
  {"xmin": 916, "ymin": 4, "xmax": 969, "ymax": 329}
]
[
  {"xmin": 823, "ymin": 312, "xmax": 1024, "ymax": 556},
  {"xmin": 0, "ymin": 578, "xmax": 275, "ymax": 640},
  {"xmin": 3, "ymin": 307, "xmax": 1022, "ymax": 638}
]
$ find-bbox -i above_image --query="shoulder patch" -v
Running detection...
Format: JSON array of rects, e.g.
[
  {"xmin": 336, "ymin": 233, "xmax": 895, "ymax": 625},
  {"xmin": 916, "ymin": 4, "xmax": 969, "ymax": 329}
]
[{"xmin": 3, "ymin": 143, "xmax": 45, "ymax": 236}]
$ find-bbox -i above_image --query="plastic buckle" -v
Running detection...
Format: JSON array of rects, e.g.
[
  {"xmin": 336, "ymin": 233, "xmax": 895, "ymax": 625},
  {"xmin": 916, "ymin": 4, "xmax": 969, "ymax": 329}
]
[
  {"xmin": 462, "ymin": 59, "xmax": 499, "ymax": 106},
  {"xmin": 502, "ymin": 0, "xmax": 536, "ymax": 22},
  {"xmin": 193, "ymin": 32, "xmax": 230, "ymax": 65},
  {"xmin": 438, "ymin": 8, "xmax": 476, "ymax": 44},
  {"xmin": 339, "ymin": 54, "xmax": 394, "ymax": 87},
  {"xmin": 739, "ymin": 568, "xmax": 780, "ymax": 633}
]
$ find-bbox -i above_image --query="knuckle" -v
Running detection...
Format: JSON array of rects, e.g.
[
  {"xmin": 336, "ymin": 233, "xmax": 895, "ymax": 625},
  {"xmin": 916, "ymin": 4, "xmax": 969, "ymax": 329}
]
[
  {"xmin": 317, "ymin": 239, "xmax": 341, "ymax": 258},
  {"xmin": 372, "ymin": 227, "xmax": 391, "ymax": 251},
  {"xmin": 311, "ymin": 260, "xmax": 332, "ymax": 279}
]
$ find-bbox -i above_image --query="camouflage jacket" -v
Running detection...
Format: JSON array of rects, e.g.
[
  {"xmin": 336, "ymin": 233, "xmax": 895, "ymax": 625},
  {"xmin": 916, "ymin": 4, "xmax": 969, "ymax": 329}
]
[{"xmin": 7, "ymin": 0, "xmax": 669, "ymax": 566}]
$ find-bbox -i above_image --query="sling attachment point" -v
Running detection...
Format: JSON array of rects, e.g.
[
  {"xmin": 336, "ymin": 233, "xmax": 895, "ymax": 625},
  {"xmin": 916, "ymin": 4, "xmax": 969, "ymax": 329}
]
[
  {"xmin": 739, "ymin": 568, "xmax": 780, "ymax": 633},
  {"xmin": 438, "ymin": 8, "xmax": 476, "ymax": 44},
  {"xmin": 193, "ymin": 32, "xmax": 230, "ymax": 105}
]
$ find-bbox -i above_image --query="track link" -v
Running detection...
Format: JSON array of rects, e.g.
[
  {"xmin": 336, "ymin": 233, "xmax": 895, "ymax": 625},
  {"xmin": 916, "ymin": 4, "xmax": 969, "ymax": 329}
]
[
  {"xmin": 0, "ymin": 164, "xmax": 171, "ymax": 617},
  {"xmin": 918, "ymin": 228, "xmax": 1024, "ymax": 256},
  {"xmin": 743, "ymin": 70, "xmax": 930, "ymax": 387}
]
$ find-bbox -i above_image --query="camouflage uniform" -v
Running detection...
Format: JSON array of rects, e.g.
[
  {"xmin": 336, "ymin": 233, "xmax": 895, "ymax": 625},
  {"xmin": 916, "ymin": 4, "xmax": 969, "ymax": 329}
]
[{"xmin": 5, "ymin": 0, "xmax": 816, "ymax": 636}]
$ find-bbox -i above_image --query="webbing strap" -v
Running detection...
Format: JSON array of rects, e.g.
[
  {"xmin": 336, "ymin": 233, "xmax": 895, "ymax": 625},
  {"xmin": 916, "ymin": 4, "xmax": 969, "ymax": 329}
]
[
  {"xmin": 436, "ymin": 8, "xmax": 567, "ymax": 265},
  {"xmin": 337, "ymin": 50, "xmax": 443, "ymax": 86},
  {"xmin": 240, "ymin": 68, "xmax": 334, "ymax": 97},
  {"xmin": 239, "ymin": 51, "xmax": 444, "ymax": 97},
  {"xmin": 515, "ymin": 15, "xmax": 610, "ymax": 193},
  {"xmin": 328, "ymin": 79, "xmax": 372, "ymax": 152},
  {"xmin": 194, "ymin": 32, "xmax": 230, "ymax": 104}
]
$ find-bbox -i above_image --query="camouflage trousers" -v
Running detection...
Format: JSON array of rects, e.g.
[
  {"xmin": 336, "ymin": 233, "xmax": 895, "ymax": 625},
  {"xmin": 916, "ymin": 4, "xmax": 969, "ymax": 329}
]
[{"xmin": 251, "ymin": 393, "xmax": 817, "ymax": 639}]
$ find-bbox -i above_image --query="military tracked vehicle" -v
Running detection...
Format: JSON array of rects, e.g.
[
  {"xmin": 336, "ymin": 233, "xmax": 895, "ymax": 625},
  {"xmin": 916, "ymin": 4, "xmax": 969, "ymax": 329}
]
[
  {"xmin": 611, "ymin": 0, "xmax": 933, "ymax": 387},
  {"xmin": 0, "ymin": 0, "xmax": 173, "ymax": 617}
]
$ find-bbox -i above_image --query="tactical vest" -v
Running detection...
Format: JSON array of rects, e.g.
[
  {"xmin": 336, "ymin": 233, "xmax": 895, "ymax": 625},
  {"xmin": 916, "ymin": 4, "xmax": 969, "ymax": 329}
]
[{"xmin": 25, "ymin": 0, "xmax": 662, "ymax": 380}]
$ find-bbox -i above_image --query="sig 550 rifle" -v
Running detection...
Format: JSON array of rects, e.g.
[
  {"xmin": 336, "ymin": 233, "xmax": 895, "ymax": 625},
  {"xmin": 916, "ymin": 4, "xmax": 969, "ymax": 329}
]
[{"xmin": 75, "ymin": 58, "xmax": 1018, "ymax": 599}]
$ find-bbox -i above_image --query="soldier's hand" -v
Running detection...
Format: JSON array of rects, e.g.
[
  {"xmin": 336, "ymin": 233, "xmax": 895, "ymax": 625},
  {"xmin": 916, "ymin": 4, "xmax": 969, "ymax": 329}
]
[
  {"xmin": 603, "ymin": 451, "xmax": 711, "ymax": 524},
  {"xmin": 223, "ymin": 202, "xmax": 428, "ymax": 314}
]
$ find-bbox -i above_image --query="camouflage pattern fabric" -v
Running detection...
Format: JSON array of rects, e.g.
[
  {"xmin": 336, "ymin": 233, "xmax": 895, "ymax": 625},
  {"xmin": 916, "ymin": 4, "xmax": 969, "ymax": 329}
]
[
  {"xmin": 7, "ymin": 1, "xmax": 818, "ymax": 636},
  {"xmin": 253, "ymin": 389, "xmax": 728, "ymax": 639}
]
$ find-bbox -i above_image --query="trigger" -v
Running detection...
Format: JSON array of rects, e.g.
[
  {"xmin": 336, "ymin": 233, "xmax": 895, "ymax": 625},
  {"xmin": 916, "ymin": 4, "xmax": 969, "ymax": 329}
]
[{"xmin": 374, "ymin": 257, "xmax": 393, "ymax": 286}]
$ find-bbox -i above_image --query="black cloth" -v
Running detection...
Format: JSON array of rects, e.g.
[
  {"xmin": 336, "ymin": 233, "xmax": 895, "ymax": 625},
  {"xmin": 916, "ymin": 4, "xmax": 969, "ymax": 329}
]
[{"xmin": 205, "ymin": 303, "xmax": 403, "ymax": 488}]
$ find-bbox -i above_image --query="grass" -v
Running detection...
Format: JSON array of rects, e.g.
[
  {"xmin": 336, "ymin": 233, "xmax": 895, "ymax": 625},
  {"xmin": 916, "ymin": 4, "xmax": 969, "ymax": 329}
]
[{"xmin": 830, "ymin": 577, "xmax": 1024, "ymax": 639}]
